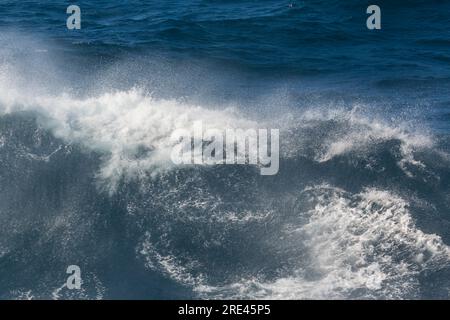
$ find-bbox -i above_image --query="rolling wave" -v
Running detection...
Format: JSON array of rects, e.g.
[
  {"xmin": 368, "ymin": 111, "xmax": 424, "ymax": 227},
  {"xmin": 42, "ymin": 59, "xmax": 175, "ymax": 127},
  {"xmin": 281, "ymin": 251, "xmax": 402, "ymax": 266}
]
[{"xmin": 1, "ymin": 37, "xmax": 450, "ymax": 299}]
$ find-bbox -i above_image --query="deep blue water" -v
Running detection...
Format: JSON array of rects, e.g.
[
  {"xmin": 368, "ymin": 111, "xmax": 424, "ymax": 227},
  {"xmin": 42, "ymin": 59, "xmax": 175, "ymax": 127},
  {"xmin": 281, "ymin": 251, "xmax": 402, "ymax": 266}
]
[{"xmin": 0, "ymin": 0, "xmax": 450, "ymax": 299}]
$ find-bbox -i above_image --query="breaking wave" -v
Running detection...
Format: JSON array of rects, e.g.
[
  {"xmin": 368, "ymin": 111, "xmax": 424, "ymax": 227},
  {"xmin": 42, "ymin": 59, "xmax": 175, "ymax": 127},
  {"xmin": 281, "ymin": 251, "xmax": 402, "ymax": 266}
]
[{"xmin": 1, "ymin": 44, "xmax": 450, "ymax": 299}]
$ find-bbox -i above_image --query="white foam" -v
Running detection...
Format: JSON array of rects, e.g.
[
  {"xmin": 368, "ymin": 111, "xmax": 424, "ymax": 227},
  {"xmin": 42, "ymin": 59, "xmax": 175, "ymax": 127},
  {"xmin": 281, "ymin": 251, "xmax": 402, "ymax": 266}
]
[
  {"xmin": 2, "ymin": 57, "xmax": 448, "ymax": 190},
  {"xmin": 139, "ymin": 231, "xmax": 205, "ymax": 287},
  {"xmin": 0, "ymin": 65, "xmax": 259, "ymax": 191},
  {"xmin": 192, "ymin": 186, "xmax": 450, "ymax": 299}
]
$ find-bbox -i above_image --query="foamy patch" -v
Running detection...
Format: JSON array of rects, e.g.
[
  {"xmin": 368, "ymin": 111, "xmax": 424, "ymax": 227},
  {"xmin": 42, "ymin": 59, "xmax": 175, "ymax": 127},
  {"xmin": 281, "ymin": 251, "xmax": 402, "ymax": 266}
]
[
  {"xmin": 312, "ymin": 109, "xmax": 432, "ymax": 164},
  {"xmin": 193, "ymin": 186, "xmax": 450, "ymax": 299},
  {"xmin": 51, "ymin": 274, "xmax": 105, "ymax": 300},
  {"xmin": 10, "ymin": 290, "xmax": 34, "ymax": 300},
  {"xmin": 2, "ymin": 60, "xmax": 447, "ymax": 189},
  {"xmin": 0, "ymin": 69, "xmax": 259, "ymax": 191},
  {"xmin": 139, "ymin": 232, "xmax": 205, "ymax": 288},
  {"xmin": 275, "ymin": 107, "xmax": 439, "ymax": 178}
]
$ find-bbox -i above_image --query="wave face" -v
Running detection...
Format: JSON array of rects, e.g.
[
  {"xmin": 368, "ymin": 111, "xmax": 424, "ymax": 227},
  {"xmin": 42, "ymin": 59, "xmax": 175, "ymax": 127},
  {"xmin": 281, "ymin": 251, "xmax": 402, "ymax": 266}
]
[
  {"xmin": 1, "ymin": 1, "xmax": 450, "ymax": 299},
  {"xmin": 1, "ymin": 58, "xmax": 450, "ymax": 299}
]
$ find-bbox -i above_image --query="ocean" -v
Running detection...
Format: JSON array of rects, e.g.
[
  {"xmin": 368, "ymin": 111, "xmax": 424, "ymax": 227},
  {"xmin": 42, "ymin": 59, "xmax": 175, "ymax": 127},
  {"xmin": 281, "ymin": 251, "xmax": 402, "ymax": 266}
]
[{"xmin": 0, "ymin": 0, "xmax": 450, "ymax": 299}]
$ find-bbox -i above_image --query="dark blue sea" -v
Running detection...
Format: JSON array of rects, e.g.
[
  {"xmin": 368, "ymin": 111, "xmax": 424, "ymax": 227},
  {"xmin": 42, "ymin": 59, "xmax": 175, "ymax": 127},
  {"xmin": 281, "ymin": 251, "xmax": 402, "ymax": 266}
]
[{"xmin": 0, "ymin": 0, "xmax": 450, "ymax": 299}]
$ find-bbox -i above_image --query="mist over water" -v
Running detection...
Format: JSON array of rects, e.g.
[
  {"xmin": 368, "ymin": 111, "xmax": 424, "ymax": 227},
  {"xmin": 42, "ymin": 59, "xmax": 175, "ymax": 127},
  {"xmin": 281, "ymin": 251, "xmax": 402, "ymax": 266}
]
[{"xmin": 1, "ymin": 1, "xmax": 450, "ymax": 299}]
